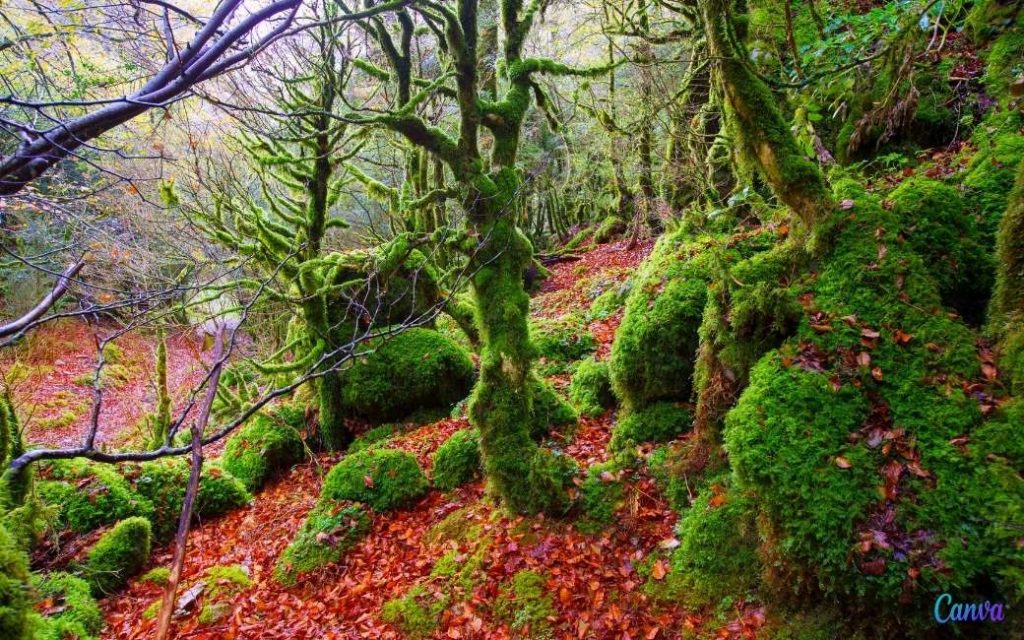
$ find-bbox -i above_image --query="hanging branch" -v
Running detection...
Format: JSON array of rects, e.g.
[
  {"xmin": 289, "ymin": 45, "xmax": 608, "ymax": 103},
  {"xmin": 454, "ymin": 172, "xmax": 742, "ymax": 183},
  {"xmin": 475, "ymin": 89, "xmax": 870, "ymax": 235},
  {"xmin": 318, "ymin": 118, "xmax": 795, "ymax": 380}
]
[{"xmin": 0, "ymin": 259, "xmax": 84, "ymax": 338}]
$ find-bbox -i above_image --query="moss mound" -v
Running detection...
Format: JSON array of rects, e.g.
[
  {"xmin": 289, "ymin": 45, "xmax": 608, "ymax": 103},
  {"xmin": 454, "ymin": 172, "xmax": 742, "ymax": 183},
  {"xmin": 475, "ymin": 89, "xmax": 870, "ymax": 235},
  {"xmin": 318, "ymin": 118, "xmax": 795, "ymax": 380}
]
[
  {"xmin": 221, "ymin": 413, "xmax": 305, "ymax": 491},
  {"xmin": 81, "ymin": 517, "xmax": 152, "ymax": 595},
  {"xmin": 610, "ymin": 402, "xmax": 692, "ymax": 452},
  {"xmin": 568, "ymin": 358, "xmax": 615, "ymax": 418},
  {"xmin": 888, "ymin": 177, "xmax": 993, "ymax": 321},
  {"xmin": 274, "ymin": 501, "xmax": 370, "ymax": 585},
  {"xmin": 964, "ymin": 113, "xmax": 1024, "ymax": 240},
  {"xmin": 340, "ymin": 329, "xmax": 475, "ymax": 423},
  {"xmin": 0, "ymin": 524, "xmax": 31, "ymax": 640},
  {"xmin": 381, "ymin": 585, "xmax": 448, "ymax": 639},
  {"xmin": 529, "ymin": 314, "xmax": 596, "ymax": 374},
  {"xmin": 593, "ymin": 215, "xmax": 626, "ymax": 243},
  {"xmin": 36, "ymin": 459, "xmax": 154, "ymax": 534},
  {"xmin": 32, "ymin": 572, "xmax": 103, "ymax": 640},
  {"xmin": 528, "ymin": 378, "xmax": 577, "ymax": 439},
  {"xmin": 321, "ymin": 448, "xmax": 428, "ymax": 511},
  {"xmin": 124, "ymin": 459, "xmax": 251, "ymax": 541},
  {"xmin": 722, "ymin": 181, "xmax": 1023, "ymax": 627},
  {"xmin": 431, "ymin": 429, "xmax": 482, "ymax": 491},
  {"xmin": 577, "ymin": 461, "xmax": 625, "ymax": 529},
  {"xmin": 492, "ymin": 570, "xmax": 555, "ymax": 637}
]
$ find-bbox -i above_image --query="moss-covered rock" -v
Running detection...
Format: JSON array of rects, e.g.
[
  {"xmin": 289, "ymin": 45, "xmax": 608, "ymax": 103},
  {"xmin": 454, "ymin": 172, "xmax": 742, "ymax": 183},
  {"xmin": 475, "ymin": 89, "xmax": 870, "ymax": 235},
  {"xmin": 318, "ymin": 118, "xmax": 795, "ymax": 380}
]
[
  {"xmin": 529, "ymin": 314, "xmax": 596, "ymax": 374},
  {"xmin": 888, "ymin": 177, "xmax": 993, "ymax": 321},
  {"xmin": 81, "ymin": 517, "xmax": 152, "ymax": 595},
  {"xmin": 0, "ymin": 524, "xmax": 31, "ymax": 640},
  {"xmin": 568, "ymin": 358, "xmax": 615, "ymax": 418},
  {"xmin": 36, "ymin": 460, "xmax": 154, "ymax": 534},
  {"xmin": 123, "ymin": 459, "xmax": 251, "ymax": 541},
  {"xmin": 610, "ymin": 402, "xmax": 692, "ymax": 452},
  {"xmin": 340, "ymin": 329, "xmax": 475, "ymax": 423},
  {"xmin": 321, "ymin": 448, "xmax": 428, "ymax": 511},
  {"xmin": 527, "ymin": 378, "xmax": 577, "ymax": 439},
  {"xmin": 722, "ymin": 180, "xmax": 1023, "ymax": 627},
  {"xmin": 381, "ymin": 585, "xmax": 448, "ymax": 639},
  {"xmin": 431, "ymin": 429, "xmax": 482, "ymax": 491},
  {"xmin": 221, "ymin": 413, "xmax": 305, "ymax": 491},
  {"xmin": 577, "ymin": 461, "xmax": 625, "ymax": 530},
  {"xmin": 31, "ymin": 572, "xmax": 103, "ymax": 640},
  {"xmin": 492, "ymin": 570, "xmax": 555, "ymax": 637},
  {"xmin": 274, "ymin": 501, "xmax": 369, "ymax": 585}
]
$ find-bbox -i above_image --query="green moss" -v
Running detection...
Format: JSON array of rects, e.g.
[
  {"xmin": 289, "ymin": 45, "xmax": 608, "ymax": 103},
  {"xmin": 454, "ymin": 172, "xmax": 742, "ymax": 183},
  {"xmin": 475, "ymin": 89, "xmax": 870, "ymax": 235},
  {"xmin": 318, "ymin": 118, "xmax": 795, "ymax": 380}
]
[
  {"xmin": 593, "ymin": 215, "xmax": 626, "ymax": 243},
  {"xmin": 577, "ymin": 461, "xmax": 624, "ymax": 530},
  {"xmin": 321, "ymin": 448, "xmax": 428, "ymax": 511},
  {"xmin": 381, "ymin": 585, "xmax": 448, "ymax": 639},
  {"xmin": 528, "ymin": 378, "xmax": 577, "ymax": 439},
  {"xmin": 122, "ymin": 459, "xmax": 250, "ymax": 541},
  {"xmin": 81, "ymin": 517, "xmax": 152, "ymax": 595},
  {"xmin": 274, "ymin": 501, "xmax": 369, "ymax": 585},
  {"xmin": 139, "ymin": 567, "xmax": 170, "ymax": 586},
  {"xmin": 37, "ymin": 459, "xmax": 154, "ymax": 534},
  {"xmin": 198, "ymin": 602, "xmax": 231, "ymax": 625},
  {"xmin": 658, "ymin": 478, "xmax": 760, "ymax": 608},
  {"xmin": 221, "ymin": 413, "xmax": 305, "ymax": 491},
  {"xmin": 425, "ymin": 507, "xmax": 482, "ymax": 546},
  {"xmin": 0, "ymin": 524, "xmax": 31, "ymax": 640},
  {"xmin": 991, "ymin": 161, "xmax": 1024, "ymax": 346},
  {"xmin": 568, "ymin": 358, "xmax": 615, "ymax": 418},
  {"xmin": 981, "ymin": 10, "xmax": 1024, "ymax": 102},
  {"xmin": 348, "ymin": 424, "xmax": 402, "ymax": 453},
  {"xmin": 205, "ymin": 564, "xmax": 250, "ymax": 595},
  {"xmin": 610, "ymin": 402, "xmax": 692, "ymax": 452},
  {"xmin": 431, "ymin": 429, "xmax": 482, "ymax": 491},
  {"xmin": 587, "ymin": 283, "xmax": 630, "ymax": 321},
  {"xmin": 964, "ymin": 118, "xmax": 1024, "ymax": 240},
  {"xmin": 888, "ymin": 177, "xmax": 993, "ymax": 321},
  {"xmin": 340, "ymin": 328, "xmax": 475, "ymax": 423},
  {"xmin": 529, "ymin": 314, "xmax": 596, "ymax": 375},
  {"xmin": 31, "ymin": 572, "xmax": 103, "ymax": 640},
  {"xmin": 492, "ymin": 570, "xmax": 555, "ymax": 637}
]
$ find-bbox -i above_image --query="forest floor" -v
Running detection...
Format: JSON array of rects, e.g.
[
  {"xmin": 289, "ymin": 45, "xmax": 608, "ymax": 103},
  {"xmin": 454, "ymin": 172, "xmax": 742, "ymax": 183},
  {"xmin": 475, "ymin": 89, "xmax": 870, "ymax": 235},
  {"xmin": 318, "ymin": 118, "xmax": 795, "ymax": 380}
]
[{"xmin": 11, "ymin": 238, "xmax": 768, "ymax": 639}]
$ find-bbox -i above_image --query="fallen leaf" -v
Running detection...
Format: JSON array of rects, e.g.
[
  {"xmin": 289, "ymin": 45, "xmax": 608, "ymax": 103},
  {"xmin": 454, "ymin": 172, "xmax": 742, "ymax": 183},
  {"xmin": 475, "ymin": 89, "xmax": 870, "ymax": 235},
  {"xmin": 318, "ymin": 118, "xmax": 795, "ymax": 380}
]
[
  {"xmin": 835, "ymin": 456, "xmax": 853, "ymax": 469},
  {"xmin": 651, "ymin": 560, "xmax": 668, "ymax": 581}
]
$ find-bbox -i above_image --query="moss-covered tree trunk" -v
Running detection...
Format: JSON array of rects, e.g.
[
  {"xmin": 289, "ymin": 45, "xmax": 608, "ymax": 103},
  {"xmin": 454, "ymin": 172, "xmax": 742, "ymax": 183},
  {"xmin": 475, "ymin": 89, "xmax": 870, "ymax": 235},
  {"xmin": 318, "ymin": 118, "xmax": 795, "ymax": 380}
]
[{"xmin": 992, "ymin": 160, "xmax": 1024, "ymax": 325}]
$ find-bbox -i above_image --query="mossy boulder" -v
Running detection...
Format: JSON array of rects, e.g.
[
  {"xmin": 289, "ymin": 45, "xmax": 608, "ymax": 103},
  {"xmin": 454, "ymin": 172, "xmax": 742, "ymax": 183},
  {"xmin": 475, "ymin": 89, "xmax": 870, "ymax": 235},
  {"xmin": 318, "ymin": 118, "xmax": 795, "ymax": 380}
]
[
  {"xmin": 568, "ymin": 357, "xmax": 615, "ymax": 418},
  {"xmin": 31, "ymin": 572, "xmax": 103, "ymax": 640},
  {"xmin": 221, "ymin": 413, "xmax": 305, "ymax": 491},
  {"xmin": 340, "ymin": 328, "xmax": 475, "ymax": 423},
  {"xmin": 528, "ymin": 378, "xmax": 577, "ymax": 439},
  {"xmin": 274, "ymin": 501, "xmax": 370, "ymax": 585},
  {"xmin": 888, "ymin": 177, "xmax": 993, "ymax": 321},
  {"xmin": 529, "ymin": 314, "xmax": 596, "ymax": 374},
  {"xmin": 81, "ymin": 517, "xmax": 152, "ymax": 595},
  {"xmin": 381, "ymin": 585, "xmax": 448, "ymax": 639},
  {"xmin": 492, "ymin": 570, "xmax": 555, "ymax": 637},
  {"xmin": 722, "ymin": 180, "xmax": 1024, "ymax": 627},
  {"xmin": 123, "ymin": 459, "xmax": 251, "ymax": 541},
  {"xmin": 610, "ymin": 402, "xmax": 692, "ymax": 452},
  {"xmin": 0, "ymin": 524, "xmax": 31, "ymax": 640},
  {"xmin": 577, "ymin": 461, "xmax": 625, "ymax": 529},
  {"xmin": 431, "ymin": 429, "xmax": 482, "ymax": 491},
  {"xmin": 321, "ymin": 448, "xmax": 428, "ymax": 511},
  {"xmin": 37, "ymin": 459, "xmax": 154, "ymax": 534}
]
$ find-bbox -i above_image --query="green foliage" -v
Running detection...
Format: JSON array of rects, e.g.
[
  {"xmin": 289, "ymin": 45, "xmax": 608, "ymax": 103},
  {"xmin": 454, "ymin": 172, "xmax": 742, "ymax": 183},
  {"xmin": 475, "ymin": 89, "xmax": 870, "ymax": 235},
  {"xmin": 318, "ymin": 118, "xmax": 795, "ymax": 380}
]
[
  {"xmin": 340, "ymin": 329, "xmax": 475, "ymax": 423},
  {"xmin": 348, "ymin": 424, "xmax": 402, "ymax": 453},
  {"xmin": 0, "ymin": 524, "xmax": 31, "ymax": 640},
  {"xmin": 37, "ymin": 460, "xmax": 154, "ymax": 534},
  {"xmin": 138, "ymin": 567, "xmax": 170, "ymax": 586},
  {"xmin": 274, "ymin": 501, "xmax": 369, "ymax": 585},
  {"xmin": 321, "ymin": 448, "xmax": 428, "ymax": 511},
  {"xmin": 888, "ymin": 177, "xmax": 992, "ymax": 321},
  {"xmin": 31, "ymin": 572, "xmax": 103, "ymax": 640},
  {"xmin": 381, "ymin": 585, "xmax": 448, "ymax": 639},
  {"xmin": 123, "ymin": 459, "xmax": 251, "ymax": 541},
  {"xmin": 529, "ymin": 314, "xmax": 596, "ymax": 375},
  {"xmin": 431, "ymin": 429, "xmax": 482, "ymax": 491},
  {"xmin": 577, "ymin": 461, "xmax": 624, "ymax": 530},
  {"xmin": 528, "ymin": 378, "xmax": 577, "ymax": 439},
  {"xmin": 610, "ymin": 402, "xmax": 692, "ymax": 452},
  {"xmin": 492, "ymin": 570, "xmax": 555, "ymax": 638},
  {"xmin": 659, "ymin": 479, "xmax": 760, "ymax": 608},
  {"xmin": 81, "ymin": 517, "xmax": 152, "ymax": 595},
  {"xmin": 586, "ymin": 283, "xmax": 630, "ymax": 321},
  {"xmin": 568, "ymin": 357, "xmax": 615, "ymax": 418},
  {"xmin": 221, "ymin": 413, "xmax": 305, "ymax": 491}
]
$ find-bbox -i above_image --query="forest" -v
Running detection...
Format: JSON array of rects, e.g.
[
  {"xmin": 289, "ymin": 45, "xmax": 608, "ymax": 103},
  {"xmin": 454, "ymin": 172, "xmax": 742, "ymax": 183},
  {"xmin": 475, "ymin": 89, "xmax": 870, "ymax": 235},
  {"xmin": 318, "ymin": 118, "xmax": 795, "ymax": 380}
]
[{"xmin": 0, "ymin": 0, "xmax": 1022, "ymax": 637}]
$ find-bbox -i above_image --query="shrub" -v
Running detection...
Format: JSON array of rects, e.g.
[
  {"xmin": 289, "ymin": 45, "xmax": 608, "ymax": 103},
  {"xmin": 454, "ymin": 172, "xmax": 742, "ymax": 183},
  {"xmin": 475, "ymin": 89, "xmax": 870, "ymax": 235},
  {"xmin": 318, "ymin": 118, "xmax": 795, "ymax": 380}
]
[
  {"xmin": 340, "ymin": 329, "xmax": 475, "ymax": 423},
  {"xmin": 888, "ymin": 177, "xmax": 992, "ymax": 321},
  {"xmin": 568, "ymin": 358, "xmax": 615, "ymax": 418},
  {"xmin": 36, "ymin": 459, "xmax": 154, "ymax": 534},
  {"xmin": 274, "ymin": 501, "xmax": 369, "ymax": 585},
  {"xmin": 492, "ymin": 570, "xmax": 555, "ymax": 637},
  {"xmin": 221, "ymin": 413, "xmax": 305, "ymax": 491},
  {"xmin": 124, "ymin": 459, "xmax": 251, "ymax": 541},
  {"xmin": 81, "ymin": 517, "xmax": 152, "ymax": 595},
  {"xmin": 0, "ymin": 524, "xmax": 31, "ymax": 640},
  {"xmin": 321, "ymin": 448, "xmax": 428, "ymax": 511},
  {"xmin": 609, "ymin": 402, "xmax": 692, "ymax": 452},
  {"xmin": 381, "ymin": 585, "xmax": 448, "ymax": 639},
  {"xmin": 528, "ymin": 378, "xmax": 577, "ymax": 439},
  {"xmin": 31, "ymin": 572, "xmax": 103, "ymax": 640},
  {"xmin": 431, "ymin": 429, "xmax": 482, "ymax": 491}
]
